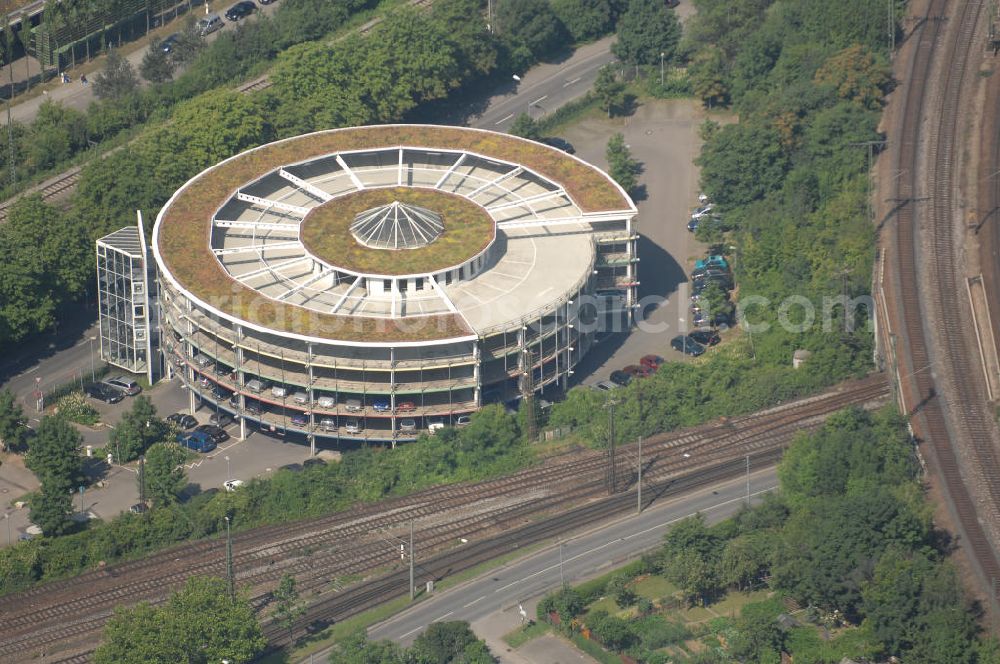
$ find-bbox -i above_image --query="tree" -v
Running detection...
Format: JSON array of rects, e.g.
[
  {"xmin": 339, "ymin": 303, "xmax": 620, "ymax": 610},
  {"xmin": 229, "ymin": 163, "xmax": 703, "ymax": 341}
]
[
  {"xmin": 25, "ymin": 415, "xmax": 82, "ymax": 489},
  {"xmin": 611, "ymin": 0, "xmax": 681, "ymax": 66},
  {"xmin": 509, "ymin": 113, "xmax": 541, "ymax": 140},
  {"xmin": 109, "ymin": 396, "xmax": 167, "ymax": 463},
  {"xmin": 606, "ymin": 133, "xmax": 640, "ymax": 193},
  {"xmin": 140, "ymin": 39, "xmax": 175, "ymax": 83},
  {"xmin": 0, "ymin": 388, "xmax": 25, "ymax": 452},
  {"xmin": 696, "ymin": 122, "xmax": 790, "ymax": 209},
  {"xmin": 730, "ymin": 599, "xmax": 785, "ymax": 664},
  {"xmin": 0, "ymin": 195, "xmax": 90, "ymax": 344},
  {"xmin": 93, "ymin": 576, "xmax": 266, "ymax": 664},
  {"xmin": 550, "ymin": 0, "xmax": 614, "ymax": 42},
  {"xmin": 689, "ymin": 49, "xmax": 729, "ymax": 108},
  {"xmin": 273, "ymin": 573, "xmax": 305, "ymax": 643},
  {"xmin": 30, "ymin": 482, "xmax": 74, "ymax": 536},
  {"xmin": 330, "ymin": 629, "xmax": 405, "ymax": 664},
  {"xmin": 496, "ymin": 0, "xmax": 568, "ymax": 61},
  {"xmin": 814, "ymin": 44, "xmax": 891, "ymax": 111},
  {"xmin": 411, "ymin": 621, "xmax": 486, "ymax": 663},
  {"xmin": 695, "ymin": 282, "xmax": 730, "ymax": 324},
  {"xmin": 594, "ymin": 65, "xmax": 625, "ymax": 117},
  {"xmin": 93, "ymin": 48, "xmax": 139, "ymax": 101},
  {"xmin": 168, "ymin": 17, "xmax": 206, "ymax": 67},
  {"xmin": 143, "ymin": 442, "xmax": 187, "ymax": 506},
  {"xmin": 608, "ymin": 574, "xmax": 637, "ymax": 608},
  {"xmin": 587, "ymin": 611, "xmax": 634, "ymax": 652}
]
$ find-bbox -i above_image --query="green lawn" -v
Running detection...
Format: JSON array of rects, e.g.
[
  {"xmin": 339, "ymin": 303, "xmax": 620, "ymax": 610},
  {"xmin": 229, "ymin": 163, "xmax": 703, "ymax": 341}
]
[
  {"xmin": 502, "ymin": 621, "xmax": 550, "ymax": 648},
  {"xmin": 631, "ymin": 575, "xmax": 678, "ymax": 601},
  {"xmin": 711, "ymin": 588, "xmax": 772, "ymax": 618}
]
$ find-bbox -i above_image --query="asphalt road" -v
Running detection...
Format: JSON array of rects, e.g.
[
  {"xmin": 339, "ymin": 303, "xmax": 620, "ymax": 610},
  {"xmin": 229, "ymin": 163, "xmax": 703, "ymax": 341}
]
[{"xmin": 363, "ymin": 467, "xmax": 778, "ymax": 649}]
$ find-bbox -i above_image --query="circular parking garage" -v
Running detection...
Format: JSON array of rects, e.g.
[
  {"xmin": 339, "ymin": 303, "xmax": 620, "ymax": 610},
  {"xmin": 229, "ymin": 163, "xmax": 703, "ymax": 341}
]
[{"xmin": 153, "ymin": 125, "xmax": 638, "ymax": 446}]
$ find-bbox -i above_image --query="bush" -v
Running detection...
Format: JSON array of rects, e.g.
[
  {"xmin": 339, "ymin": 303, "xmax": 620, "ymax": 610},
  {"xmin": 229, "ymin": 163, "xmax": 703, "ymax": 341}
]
[{"xmin": 54, "ymin": 393, "xmax": 99, "ymax": 426}]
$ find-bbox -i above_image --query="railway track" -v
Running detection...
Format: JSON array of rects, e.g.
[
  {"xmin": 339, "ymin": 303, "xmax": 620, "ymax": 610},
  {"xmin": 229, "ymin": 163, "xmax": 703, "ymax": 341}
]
[
  {"xmin": 884, "ymin": 0, "xmax": 1000, "ymax": 604},
  {"xmin": 0, "ymin": 375, "xmax": 888, "ymax": 662}
]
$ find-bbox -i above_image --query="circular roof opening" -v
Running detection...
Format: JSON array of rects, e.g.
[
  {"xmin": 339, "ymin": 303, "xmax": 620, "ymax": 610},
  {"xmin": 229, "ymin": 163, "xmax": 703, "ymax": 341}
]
[{"xmin": 350, "ymin": 200, "xmax": 444, "ymax": 250}]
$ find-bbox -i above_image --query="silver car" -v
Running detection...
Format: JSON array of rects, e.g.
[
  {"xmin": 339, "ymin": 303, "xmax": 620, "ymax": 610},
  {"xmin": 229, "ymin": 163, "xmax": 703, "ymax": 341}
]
[
  {"xmin": 398, "ymin": 418, "xmax": 416, "ymax": 432},
  {"xmin": 197, "ymin": 14, "xmax": 224, "ymax": 36},
  {"xmin": 345, "ymin": 418, "xmax": 361, "ymax": 433}
]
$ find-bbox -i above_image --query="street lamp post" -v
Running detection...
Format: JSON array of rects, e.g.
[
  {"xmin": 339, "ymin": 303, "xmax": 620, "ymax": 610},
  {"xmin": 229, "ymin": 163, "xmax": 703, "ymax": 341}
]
[
  {"xmin": 660, "ymin": 52, "xmax": 665, "ymax": 87},
  {"xmin": 225, "ymin": 455, "xmax": 230, "ymax": 481},
  {"xmin": 88, "ymin": 336, "xmax": 97, "ymax": 382},
  {"xmin": 4, "ymin": 512, "xmax": 9, "ymax": 546},
  {"xmin": 559, "ymin": 541, "xmax": 564, "ymax": 585}
]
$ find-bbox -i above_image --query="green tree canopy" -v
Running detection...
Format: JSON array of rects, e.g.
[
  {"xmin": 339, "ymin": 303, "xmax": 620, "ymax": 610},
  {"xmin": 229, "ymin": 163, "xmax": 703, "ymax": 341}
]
[
  {"xmin": 0, "ymin": 388, "xmax": 26, "ymax": 452},
  {"xmin": 606, "ymin": 132, "xmax": 639, "ymax": 194},
  {"xmin": 496, "ymin": 0, "xmax": 568, "ymax": 61},
  {"xmin": 611, "ymin": 0, "xmax": 681, "ymax": 65},
  {"xmin": 550, "ymin": 0, "xmax": 614, "ymax": 42},
  {"xmin": 93, "ymin": 48, "xmax": 139, "ymax": 101},
  {"xmin": 109, "ymin": 396, "xmax": 167, "ymax": 463},
  {"xmin": 509, "ymin": 112, "xmax": 541, "ymax": 140},
  {"xmin": 143, "ymin": 442, "xmax": 188, "ymax": 507},
  {"xmin": 93, "ymin": 576, "xmax": 266, "ymax": 664},
  {"xmin": 140, "ymin": 39, "xmax": 175, "ymax": 84}
]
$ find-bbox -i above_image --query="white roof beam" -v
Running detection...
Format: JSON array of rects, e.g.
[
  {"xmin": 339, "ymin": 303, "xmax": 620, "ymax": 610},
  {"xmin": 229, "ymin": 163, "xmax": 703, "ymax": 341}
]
[
  {"xmin": 428, "ymin": 275, "xmax": 458, "ymax": 314},
  {"xmin": 214, "ymin": 219, "xmax": 300, "ymax": 232},
  {"xmin": 434, "ymin": 153, "xmax": 467, "ymax": 189},
  {"xmin": 213, "ymin": 241, "xmax": 302, "ymax": 256},
  {"xmin": 278, "ymin": 169, "xmax": 333, "ymax": 202},
  {"xmin": 331, "ymin": 276, "xmax": 363, "ymax": 313},
  {"xmin": 277, "ymin": 267, "xmax": 331, "ymax": 301},
  {"xmin": 335, "ymin": 155, "xmax": 365, "ymax": 190},
  {"xmin": 397, "ymin": 148, "xmax": 404, "ymax": 186},
  {"xmin": 232, "ymin": 255, "xmax": 312, "ymax": 280},
  {"xmin": 487, "ymin": 189, "xmax": 566, "ymax": 212},
  {"xmin": 236, "ymin": 192, "xmax": 311, "ymax": 216},
  {"xmin": 467, "ymin": 167, "xmax": 523, "ymax": 199}
]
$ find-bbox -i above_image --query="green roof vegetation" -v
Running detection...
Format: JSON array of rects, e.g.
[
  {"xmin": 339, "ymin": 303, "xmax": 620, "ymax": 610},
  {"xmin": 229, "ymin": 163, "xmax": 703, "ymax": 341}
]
[
  {"xmin": 301, "ymin": 187, "xmax": 495, "ymax": 275},
  {"xmin": 156, "ymin": 125, "xmax": 628, "ymax": 342}
]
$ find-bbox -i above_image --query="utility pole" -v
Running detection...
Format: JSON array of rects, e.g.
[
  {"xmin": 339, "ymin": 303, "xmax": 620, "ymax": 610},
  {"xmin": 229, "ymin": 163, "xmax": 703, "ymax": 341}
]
[
  {"xmin": 637, "ymin": 434, "xmax": 643, "ymax": 513},
  {"xmin": 409, "ymin": 519, "xmax": 415, "ymax": 601},
  {"xmin": 224, "ymin": 516, "xmax": 234, "ymax": 603},
  {"xmin": 605, "ymin": 399, "xmax": 617, "ymax": 495},
  {"xmin": 559, "ymin": 541, "xmax": 564, "ymax": 585},
  {"xmin": 745, "ymin": 455, "xmax": 750, "ymax": 506},
  {"xmin": 138, "ymin": 455, "xmax": 145, "ymax": 505}
]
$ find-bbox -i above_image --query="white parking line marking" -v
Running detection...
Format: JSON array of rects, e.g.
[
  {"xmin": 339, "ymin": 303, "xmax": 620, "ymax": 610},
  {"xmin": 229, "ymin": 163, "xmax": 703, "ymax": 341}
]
[
  {"xmin": 494, "ymin": 113, "xmax": 514, "ymax": 125},
  {"xmin": 563, "ymin": 77, "xmax": 581, "ymax": 87},
  {"xmin": 530, "ymin": 95, "xmax": 548, "ymax": 106}
]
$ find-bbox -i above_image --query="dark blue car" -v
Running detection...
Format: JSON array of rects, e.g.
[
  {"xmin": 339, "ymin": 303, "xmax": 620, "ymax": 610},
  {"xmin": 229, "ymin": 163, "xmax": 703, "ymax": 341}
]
[
  {"xmin": 372, "ymin": 398, "xmax": 391, "ymax": 412},
  {"xmin": 177, "ymin": 431, "xmax": 216, "ymax": 453}
]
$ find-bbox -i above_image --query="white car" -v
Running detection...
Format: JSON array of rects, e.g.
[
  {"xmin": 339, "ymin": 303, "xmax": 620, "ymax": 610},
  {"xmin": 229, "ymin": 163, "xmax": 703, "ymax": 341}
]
[
  {"xmin": 345, "ymin": 418, "xmax": 362, "ymax": 433},
  {"xmin": 224, "ymin": 479, "xmax": 244, "ymax": 492},
  {"xmin": 690, "ymin": 204, "xmax": 714, "ymax": 220},
  {"xmin": 316, "ymin": 394, "xmax": 336, "ymax": 408}
]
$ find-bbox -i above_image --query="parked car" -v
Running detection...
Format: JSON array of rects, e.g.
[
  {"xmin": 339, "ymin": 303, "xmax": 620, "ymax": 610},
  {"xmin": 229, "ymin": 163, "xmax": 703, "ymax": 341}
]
[
  {"xmin": 271, "ymin": 385, "xmax": 289, "ymax": 398},
  {"xmin": 316, "ymin": 393, "xmax": 337, "ymax": 408},
  {"xmin": 688, "ymin": 329, "xmax": 721, "ymax": 346},
  {"xmin": 670, "ymin": 335, "xmax": 706, "ymax": 357},
  {"xmin": 290, "ymin": 412, "xmax": 309, "ymax": 427},
  {"xmin": 129, "ymin": 502, "xmax": 148, "ymax": 514},
  {"xmin": 244, "ymin": 378, "xmax": 269, "ymax": 393},
  {"xmin": 397, "ymin": 400, "xmax": 416, "ymax": 412},
  {"xmin": 177, "ymin": 431, "xmax": 216, "ymax": 453},
  {"xmin": 292, "ymin": 391, "xmax": 309, "ymax": 405},
  {"xmin": 428, "ymin": 420, "xmax": 445, "ymax": 434},
  {"xmin": 209, "ymin": 411, "xmax": 234, "ymax": 427},
  {"xmin": 225, "ymin": 1, "xmax": 256, "ymax": 21},
  {"xmin": 84, "ymin": 382, "xmax": 124, "ymax": 404},
  {"xmin": 690, "ymin": 267, "xmax": 733, "ymax": 289},
  {"xmin": 691, "ymin": 274, "xmax": 732, "ymax": 296},
  {"xmin": 197, "ymin": 13, "xmax": 224, "ymax": 35},
  {"xmin": 319, "ymin": 417, "xmax": 337, "ymax": 432},
  {"xmin": 344, "ymin": 418, "xmax": 362, "ymax": 433},
  {"xmin": 193, "ymin": 354, "xmax": 213, "ymax": 368},
  {"xmin": 372, "ymin": 398, "xmax": 391, "ymax": 412},
  {"xmin": 224, "ymin": 479, "xmax": 245, "ymax": 492},
  {"xmin": 695, "ymin": 255, "xmax": 729, "ymax": 271},
  {"xmin": 687, "ymin": 214, "xmax": 725, "ymax": 234},
  {"xmin": 303, "ymin": 457, "xmax": 327, "ymax": 468},
  {"xmin": 244, "ymin": 400, "xmax": 263, "ymax": 415},
  {"xmin": 229, "ymin": 393, "xmax": 240, "ymax": 408},
  {"xmin": 622, "ymin": 364, "xmax": 651, "ymax": 379},
  {"xmin": 160, "ymin": 33, "xmax": 180, "ymax": 53},
  {"xmin": 195, "ymin": 424, "xmax": 230, "ymax": 444},
  {"xmin": 455, "ymin": 415, "xmax": 472, "ymax": 426},
  {"xmin": 640, "ymin": 354, "xmax": 664, "ymax": 370},
  {"xmin": 344, "ymin": 398, "xmax": 363, "ymax": 412},
  {"xmin": 609, "ymin": 370, "xmax": 632, "ymax": 387},
  {"xmin": 214, "ymin": 363, "xmax": 233, "ymax": 377},
  {"xmin": 690, "ymin": 204, "xmax": 714, "ymax": 220},
  {"xmin": 212, "ymin": 385, "xmax": 231, "ymax": 401},
  {"xmin": 280, "ymin": 463, "xmax": 303, "ymax": 473},
  {"xmin": 541, "ymin": 136, "xmax": 575, "ymax": 154},
  {"xmin": 167, "ymin": 412, "xmax": 198, "ymax": 429},
  {"xmin": 197, "ymin": 374, "xmax": 212, "ymax": 388},
  {"xmin": 259, "ymin": 0, "xmax": 278, "ymax": 4},
  {"xmin": 104, "ymin": 376, "xmax": 140, "ymax": 396},
  {"xmin": 595, "ymin": 380, "xmax": 619, "ymax": 391},
  {"xmin": 398, "ymin": 418, "xmax": 417, "ymax": 432}
]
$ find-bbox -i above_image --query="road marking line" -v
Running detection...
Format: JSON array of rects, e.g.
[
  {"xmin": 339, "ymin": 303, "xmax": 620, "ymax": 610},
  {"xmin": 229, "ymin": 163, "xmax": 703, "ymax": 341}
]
[
  {"xmin": 434, "ymin": 611, "xmax": 453, "ymax": 621},
  {"xmin": 495, "ymin": 113, "xmax": 514, "ymax": 125},
  {"xmin": 399, "ymin": 625, "xmax": 425, "ymax": 639},
  {"xmin": 463, "ymin": 595, "xmax": 486, "ymax": 608},
  {"xmin": 530, "ymin": 95, "xmax": 548, "ymax": 106},
  {"xmin": 563, "ymin": 77, "xmax": 581, "ymax": 87},
  {"xmin": 24, "ymin": 366, "xmax": 38, "ymax": 374},
  {"xmin": 491, "ymin": 486, "xmax": 778, "ymax": 594}
]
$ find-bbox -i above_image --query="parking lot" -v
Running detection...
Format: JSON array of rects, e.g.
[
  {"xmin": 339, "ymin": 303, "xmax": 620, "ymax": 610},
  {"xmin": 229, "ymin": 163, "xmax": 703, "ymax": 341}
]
[{"xmin": 560, "ymin": 98, "xmax": 731, "ymax": 385}]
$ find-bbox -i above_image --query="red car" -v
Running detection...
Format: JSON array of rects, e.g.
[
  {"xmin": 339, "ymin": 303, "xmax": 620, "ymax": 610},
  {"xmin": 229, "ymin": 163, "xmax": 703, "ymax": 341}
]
[
  {"xmin": 396, "ymin": 401, "xmax": 416, "ymax": 412},
  {"xmin": 622, "ymin": 364, "xmax": 652, "ymax": 379},
  {"xmin": 640, "ymin": 355, "xmax": 664, "ymax": 371}
]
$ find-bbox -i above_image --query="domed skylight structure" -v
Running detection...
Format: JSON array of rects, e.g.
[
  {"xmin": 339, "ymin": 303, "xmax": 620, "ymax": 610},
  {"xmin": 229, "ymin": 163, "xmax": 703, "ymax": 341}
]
[{"xmin": 350, "ymin": 200, "xmax": 444, "ymax": 249}]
